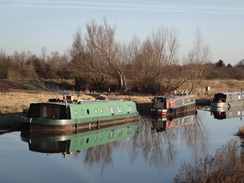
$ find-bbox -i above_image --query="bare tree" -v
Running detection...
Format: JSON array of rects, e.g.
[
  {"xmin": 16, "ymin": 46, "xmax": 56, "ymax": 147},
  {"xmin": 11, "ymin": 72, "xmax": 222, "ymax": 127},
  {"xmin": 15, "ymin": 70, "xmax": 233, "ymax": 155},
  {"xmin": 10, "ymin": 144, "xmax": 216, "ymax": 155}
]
[
  {"xmin": 129, "ymin": 27, "xmax": 184, "ymax": 94},
  {"xmin": 70, "ymin": 19, "xmax": 127, "ymax": 92},
  {"xmin": 183, "ymin": 29, "xmax": 212, "ymax": 93},
  {"xmin": 0, "ymin": 49, "xmax": 11, "ymax": 79}
]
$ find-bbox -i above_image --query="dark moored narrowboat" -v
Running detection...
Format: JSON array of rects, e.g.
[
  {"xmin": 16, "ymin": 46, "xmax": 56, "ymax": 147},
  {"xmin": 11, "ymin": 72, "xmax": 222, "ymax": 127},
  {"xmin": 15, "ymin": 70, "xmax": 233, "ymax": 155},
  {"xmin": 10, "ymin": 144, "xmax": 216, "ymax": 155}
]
[
  {"xmin": 210, "ymin": 92, "xmax": 244, "ymax": 109},
  {"xmin": 151, "ymin": 94, "xmax": 196, "ymax": 117},
  {"xmin": 21, "ymin": 96, "xmax": 139, "ymax": 130}
]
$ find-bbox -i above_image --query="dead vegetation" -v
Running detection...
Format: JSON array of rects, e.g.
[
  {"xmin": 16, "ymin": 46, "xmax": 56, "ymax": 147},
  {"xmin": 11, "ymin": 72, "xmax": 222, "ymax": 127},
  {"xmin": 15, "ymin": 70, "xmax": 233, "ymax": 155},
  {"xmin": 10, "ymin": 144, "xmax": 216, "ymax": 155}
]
[
  {"xmin": 173, "ymin": 139, "xmax": 244, "ymax": 183},
  {"xmin": 0, "ymin": 79, "xmax": 242, "ymax": 115}
]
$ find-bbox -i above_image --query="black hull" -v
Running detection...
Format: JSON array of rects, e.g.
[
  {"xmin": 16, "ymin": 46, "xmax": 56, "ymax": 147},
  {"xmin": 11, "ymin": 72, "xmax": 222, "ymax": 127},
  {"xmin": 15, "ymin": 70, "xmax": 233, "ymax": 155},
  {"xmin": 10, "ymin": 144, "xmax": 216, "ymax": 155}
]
[
  {"xmin": 151, "ymin": 103, "xmax": 196, "ymax": 117},
  {"xmin": 21, "ymin": 115, "xmax": 139, "ymax": 131}
]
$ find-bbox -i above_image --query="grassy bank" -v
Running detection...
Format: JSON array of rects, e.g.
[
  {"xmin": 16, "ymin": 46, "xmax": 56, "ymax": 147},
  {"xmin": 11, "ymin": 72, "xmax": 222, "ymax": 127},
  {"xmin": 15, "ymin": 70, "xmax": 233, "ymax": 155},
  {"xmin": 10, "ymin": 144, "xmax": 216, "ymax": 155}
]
[{"xmin": 0, "ymin": 79, "xmax": 243, "ymax": 115}]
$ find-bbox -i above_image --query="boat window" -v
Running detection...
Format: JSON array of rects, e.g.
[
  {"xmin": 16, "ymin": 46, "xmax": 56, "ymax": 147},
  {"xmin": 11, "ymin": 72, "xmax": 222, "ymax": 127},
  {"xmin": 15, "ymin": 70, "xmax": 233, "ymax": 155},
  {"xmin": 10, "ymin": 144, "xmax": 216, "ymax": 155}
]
[
  {"xmin": 80, "ymin": 139, "xmax": 84, "ymax": 145},
  {"xmin": 95, "ymin": 108, "xmax": 98, "ymax": 114},
  {"xmin": 118, "ymin": 105, "xmax": 123, "ymax": 113},
  {"xmin": 39, "ymin": 104, "xmax": 61, "ymax": 119},
  {"xmin": 73, "ymin": 141, "xmax": 77, "ymax": 147},
  {"xmin": 127, "ymin": 127, "xmax": 132, "ymax": 134},
  {"xmin": 238, "ymin": 111, "xmax": 241, "ymax": 116},
  {"xmin": 100, "ymin": 135, "xmax": 103, "ymax": 140},
  {"xmin": 86, "ymin": 138, "xmax": 89, "ymax": 143},
  {"xmin": 238, "ymin": 94, "xmax": 241, "ymax": 101},
  {"xmin": 42, "ymin": 106, "xmax": 47, "ymax": 117},
  {"xmin": 87, "ymin": 109, "xmax": 90, "ymax": 115},
  {"xmin": 109, "ymin": 131, "xmax": 114, "ymax": 139},
  {"xmin": 117, "ymin": 130, "xmax": 122, "ymax": 137},
  {"xmin": 109, "ymin": 106, "xmax": 114, "ymax": 114},
  {"xmin": 74, "ymin": 110, "xmax": 78, "ymax": 116},
  {"xmin": 100, "ymin": 108, "xmax": 104, "ymax": 113},
  {"xmin": 94, "ymin": 136, "xmax": 98, "ymax": 141},
  {"xmin": 178, "ymin": 99, "xmax": 183, "ymax": 105},
  {"xmin": 81, "ymin": 109, "xmax": 84, "ymax": 115},
  {"xmin": 128, "ymin": 105, "xmax": 132, "ymax": 112},
  {"xmin": 176, "ymin": 100, "xmax": 178, "ymax": 106},
  {"xmin": 229, "ymin": 94, "xmax": 233, "ymax": 102}
]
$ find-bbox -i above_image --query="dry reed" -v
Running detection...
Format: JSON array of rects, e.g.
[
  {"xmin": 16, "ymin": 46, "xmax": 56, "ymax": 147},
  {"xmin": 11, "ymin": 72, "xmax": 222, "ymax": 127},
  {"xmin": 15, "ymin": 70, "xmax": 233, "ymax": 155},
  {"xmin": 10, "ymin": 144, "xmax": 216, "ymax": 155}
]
[{"xmin": 173, "ymin": 139, "xmax": 244, "ymax": 183}]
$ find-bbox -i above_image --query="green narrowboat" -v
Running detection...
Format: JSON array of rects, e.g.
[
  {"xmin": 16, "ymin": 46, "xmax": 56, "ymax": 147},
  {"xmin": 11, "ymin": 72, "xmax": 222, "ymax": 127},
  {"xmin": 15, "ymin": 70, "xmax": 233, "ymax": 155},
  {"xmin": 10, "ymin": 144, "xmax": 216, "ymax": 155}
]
[
  {"xmin": 20, "ymin": 120, "xmax": 139, "ymax": 154},
  {"xmin": 21, "ymin": 96, "xmax": 139, "ymax": 130}
]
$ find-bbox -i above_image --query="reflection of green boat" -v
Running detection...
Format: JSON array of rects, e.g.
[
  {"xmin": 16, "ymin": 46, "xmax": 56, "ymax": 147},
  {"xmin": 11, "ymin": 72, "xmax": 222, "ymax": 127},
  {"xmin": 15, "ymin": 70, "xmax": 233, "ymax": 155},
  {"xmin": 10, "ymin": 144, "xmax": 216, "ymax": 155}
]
[
  {"xmin": 21, "ymin": 96, "xmax": 139, "ymax": 130},
  {"xmin": 21, "ymin": 120, "xmax": 139, "ymax": 154},
  {"xmin": 151, "ymin": 110, "xmax": 196, "ymax": 132}
]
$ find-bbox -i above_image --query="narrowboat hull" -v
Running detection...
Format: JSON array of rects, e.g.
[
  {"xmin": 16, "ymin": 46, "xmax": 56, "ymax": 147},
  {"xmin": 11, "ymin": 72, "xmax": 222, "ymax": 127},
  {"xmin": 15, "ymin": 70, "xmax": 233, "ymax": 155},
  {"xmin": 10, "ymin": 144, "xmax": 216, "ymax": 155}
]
[
  {"xmin": 151, "ymin": 103, "xmax": 196, "ymax": 117},
  {"xmin": 210, "ymin": 102, "xmax": 227, "ymax": 108},
  {"xmin": 21, "ymin": 112, "xmax": 139, "ymax": 130}
]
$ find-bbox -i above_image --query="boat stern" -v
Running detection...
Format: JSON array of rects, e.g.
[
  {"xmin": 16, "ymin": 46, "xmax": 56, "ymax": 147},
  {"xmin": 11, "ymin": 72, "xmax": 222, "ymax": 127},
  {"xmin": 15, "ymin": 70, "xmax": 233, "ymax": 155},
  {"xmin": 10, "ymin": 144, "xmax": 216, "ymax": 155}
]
[{"xmin": 151, "ymin": 108, "xmax": 167, "ymax": 117}]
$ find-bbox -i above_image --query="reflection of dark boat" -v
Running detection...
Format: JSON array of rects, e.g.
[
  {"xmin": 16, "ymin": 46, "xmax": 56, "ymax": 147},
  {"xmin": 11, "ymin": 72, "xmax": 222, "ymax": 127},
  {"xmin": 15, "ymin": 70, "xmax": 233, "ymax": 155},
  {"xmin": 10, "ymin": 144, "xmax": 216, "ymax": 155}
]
[
  {"xmin": 151, "ymin": 110, "xmax": 196, "ymax": 132},
  {"xmin": 210, "ymin": 92, "xmax": 244, "ymax": 109},
  {"xmin": 21, "ymin": 96, "xmax": 139, "ymax": 130},
  {"xmin": 0, "ymin": 113, "xmax": 21, "ymax": 134},
  {"xmin": 211, "ymin": 105, "xmax": 244, "ymax": 120},
  {"xmin": 20, "ymin": 120, "xmax": 139, "ymax": 154},
  {"xmin": 151, "ymin": 94, "xmax": 195, "ymax": 117}
]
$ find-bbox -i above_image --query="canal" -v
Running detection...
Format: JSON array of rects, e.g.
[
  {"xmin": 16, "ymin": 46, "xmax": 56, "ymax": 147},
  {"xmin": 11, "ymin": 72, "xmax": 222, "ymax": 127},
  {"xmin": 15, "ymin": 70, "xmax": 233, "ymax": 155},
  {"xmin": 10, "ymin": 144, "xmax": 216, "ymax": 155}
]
[{"xmin": 0, "ymin": 108, "xmax": 243, "ymax": 183}]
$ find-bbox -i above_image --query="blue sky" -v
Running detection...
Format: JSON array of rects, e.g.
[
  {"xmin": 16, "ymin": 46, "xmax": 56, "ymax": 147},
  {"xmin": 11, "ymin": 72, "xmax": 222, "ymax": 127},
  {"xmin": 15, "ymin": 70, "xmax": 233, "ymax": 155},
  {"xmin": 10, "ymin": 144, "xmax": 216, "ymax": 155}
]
[{"xmin": 0, "ymin": 0, "xmax": 244, "ymax": 65}]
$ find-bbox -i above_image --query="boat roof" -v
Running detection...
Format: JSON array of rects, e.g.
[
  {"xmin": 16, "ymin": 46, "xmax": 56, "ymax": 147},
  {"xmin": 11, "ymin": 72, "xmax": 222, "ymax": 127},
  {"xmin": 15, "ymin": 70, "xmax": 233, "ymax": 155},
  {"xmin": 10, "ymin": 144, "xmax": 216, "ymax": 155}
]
[
  {"xmin": 153, "ymin": 94, "xmax": 195, "ymax": 99},
  {"xmin": 217, "ymin": 92, "xmax": 243, "ymax": 95},
  {"xmin": 31, "ymin": 99, "xmax": 129, "ymax": 106}
]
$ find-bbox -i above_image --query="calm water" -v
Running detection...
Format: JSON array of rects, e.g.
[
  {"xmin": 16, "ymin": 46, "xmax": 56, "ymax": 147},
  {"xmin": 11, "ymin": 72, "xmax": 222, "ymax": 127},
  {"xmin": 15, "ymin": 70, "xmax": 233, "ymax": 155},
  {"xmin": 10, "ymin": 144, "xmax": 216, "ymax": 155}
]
[{"xmin": 1, "ymin": 108, "xmax": 244, "ymax": 183}]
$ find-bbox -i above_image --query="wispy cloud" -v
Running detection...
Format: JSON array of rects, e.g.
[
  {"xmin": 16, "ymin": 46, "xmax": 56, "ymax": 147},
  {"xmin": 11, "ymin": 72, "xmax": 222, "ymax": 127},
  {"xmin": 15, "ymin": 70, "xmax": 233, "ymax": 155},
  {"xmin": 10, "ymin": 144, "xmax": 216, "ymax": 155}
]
[{"xmin": 1, "ymin": 0, "xmax": 244, "ymax": 15}]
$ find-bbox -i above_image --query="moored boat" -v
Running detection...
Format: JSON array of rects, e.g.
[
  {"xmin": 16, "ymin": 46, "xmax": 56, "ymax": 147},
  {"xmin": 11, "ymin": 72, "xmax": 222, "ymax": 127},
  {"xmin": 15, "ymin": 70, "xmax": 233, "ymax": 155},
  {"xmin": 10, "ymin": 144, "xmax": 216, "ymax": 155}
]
[
  {"xmin": 151, "ymin": 94, "xmax": 196, "ymax": 117},
  {"xmin": 21, "ymin": 96, "xmax": 139, "ymax": 130},
  {"xmin": 210, "ymin": 92, "xmax": 244, "ymax": 109}
]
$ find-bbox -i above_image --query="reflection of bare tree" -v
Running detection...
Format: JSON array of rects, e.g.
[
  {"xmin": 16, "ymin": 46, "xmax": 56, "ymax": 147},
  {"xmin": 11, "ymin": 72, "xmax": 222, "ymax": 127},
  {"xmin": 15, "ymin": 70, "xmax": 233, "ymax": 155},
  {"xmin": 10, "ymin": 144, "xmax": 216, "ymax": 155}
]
[
  {"xmin": 179, "ymin": 113, "xmax": 208, "ymax": 159},
  {"xmin": 130, "ymin": 114, "xmax": 208, "ymax": 168},
  {"xmin": 132, "ymin": 116, "xmax": 178, "ymax": 167},
  {"xmin": 78, "ymin": 112, "xmax": 208, "ymax": 171},
  {"xmin": 84, "ymin": 142, "xmax": 118, "ymax": 174}
]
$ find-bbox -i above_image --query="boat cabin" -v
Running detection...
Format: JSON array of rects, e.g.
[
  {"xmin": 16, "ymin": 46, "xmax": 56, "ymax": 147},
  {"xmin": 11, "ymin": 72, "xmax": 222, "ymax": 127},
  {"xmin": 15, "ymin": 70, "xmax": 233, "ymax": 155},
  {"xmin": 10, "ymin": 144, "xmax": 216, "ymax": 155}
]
[
  {"xmin": 152, "ymin": 94, "xmax": 195, "ymax": 110},
  {"xmin": 212, "ymin": 92, "xmax": 244, "ymax": 105},
  {"xmin": 28, "ymin": 103, "xmax": 69, "ymax": 120}
]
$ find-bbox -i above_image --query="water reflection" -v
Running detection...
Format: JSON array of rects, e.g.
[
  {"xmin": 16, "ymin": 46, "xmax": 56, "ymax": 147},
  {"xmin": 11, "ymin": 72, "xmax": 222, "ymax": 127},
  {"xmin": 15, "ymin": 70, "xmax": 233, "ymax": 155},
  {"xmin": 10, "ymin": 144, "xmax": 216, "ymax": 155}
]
[
  {"xmin": 19, "ymin": 110, "xmax": 208, "ymax": 170},
  {"xmin": 151, "ymin": 110, "xmax": 196, "ymax": 132},
  {"xmin": 211, "ymin": 105, "xmax": 244, "ymax": 120},
  {"xmin": 21, "ymin": 121, "xmax": 139, "ymax": 155},
  {"xmin": 130, "ymin": 111, "xmax": 208, "ymax": 168}
]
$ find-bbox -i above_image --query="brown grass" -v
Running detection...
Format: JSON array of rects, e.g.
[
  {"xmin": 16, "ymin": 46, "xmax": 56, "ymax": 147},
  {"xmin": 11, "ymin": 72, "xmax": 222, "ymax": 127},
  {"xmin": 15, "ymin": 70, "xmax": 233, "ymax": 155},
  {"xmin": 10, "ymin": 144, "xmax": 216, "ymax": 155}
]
[
  {"xmin": 173, "ymin": 139, "xmax": 244, "ymax": 183},
  {"xmin": 0, "ymin": 91, "xmax": 96, "ymax": 114},
  {"xmin": 0, "ymin": 79, "xmax": 243, "ymax": 114}
]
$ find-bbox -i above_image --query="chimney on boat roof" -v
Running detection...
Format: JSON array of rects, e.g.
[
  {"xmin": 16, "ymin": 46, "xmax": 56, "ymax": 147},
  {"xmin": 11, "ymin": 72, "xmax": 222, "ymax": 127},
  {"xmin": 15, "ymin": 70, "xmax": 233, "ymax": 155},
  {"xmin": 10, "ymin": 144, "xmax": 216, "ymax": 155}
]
[{"xmin": 63, "ymin": 95, "xmax": 73, "ymax": 101}]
